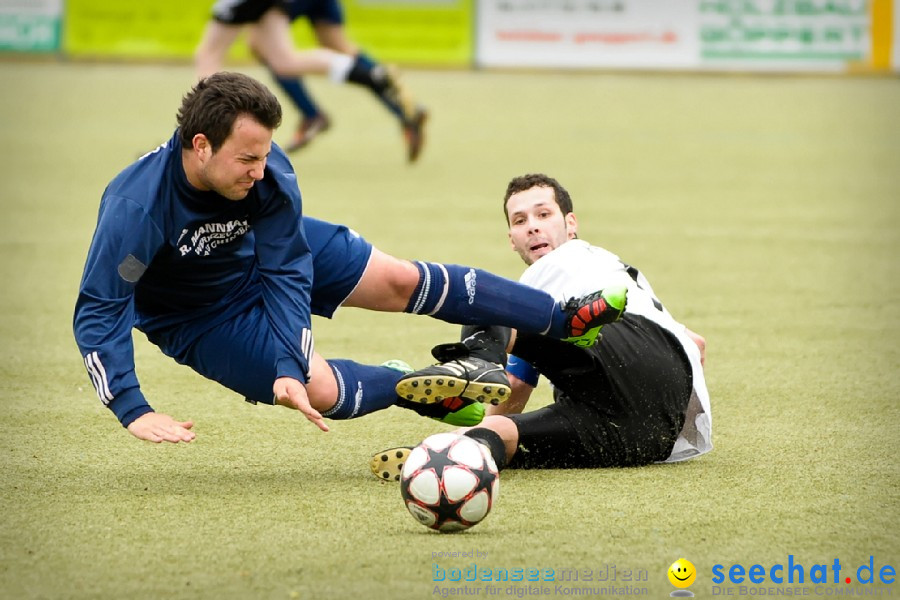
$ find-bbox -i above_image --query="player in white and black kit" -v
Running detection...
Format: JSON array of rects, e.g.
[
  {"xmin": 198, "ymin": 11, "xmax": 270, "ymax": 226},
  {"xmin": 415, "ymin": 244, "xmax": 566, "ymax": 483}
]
[{"xmin": 372, "ymin": 174, "xmax": 711, "ymax": 477}]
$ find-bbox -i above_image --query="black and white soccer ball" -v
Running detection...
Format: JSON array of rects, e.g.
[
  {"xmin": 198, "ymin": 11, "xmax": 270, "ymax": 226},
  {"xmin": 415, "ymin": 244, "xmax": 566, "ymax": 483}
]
[{"xmin": 400, "ymin": 432, "xmax": 500, "ymax": 533}]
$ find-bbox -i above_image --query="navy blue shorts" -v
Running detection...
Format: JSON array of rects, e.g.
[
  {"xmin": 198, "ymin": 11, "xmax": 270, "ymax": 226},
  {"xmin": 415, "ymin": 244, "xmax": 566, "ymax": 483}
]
[
  {"xmin": 213, "ymin": 0, "xmax": 343, "ymax": 25},
  {"xmin": 155, "ymin": 217, "xmax": 372, "ymax": 404},
  {"xmin": 304, "ymin": 216, "xmax": 371, "ymax": 318}
]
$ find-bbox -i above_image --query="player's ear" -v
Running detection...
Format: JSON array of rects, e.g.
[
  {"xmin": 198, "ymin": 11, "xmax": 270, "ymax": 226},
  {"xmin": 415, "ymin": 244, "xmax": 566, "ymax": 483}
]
[
  {"xmin": 508, "ymin": 231, "xmax": 516, "ymax": 252},
  {"xmin": 566, "ymin": 212, "xmax": 578, "ymax": 239},
  {"xmin": 192, "ymin": 133, "xmax": 212, "ymax": 160}
]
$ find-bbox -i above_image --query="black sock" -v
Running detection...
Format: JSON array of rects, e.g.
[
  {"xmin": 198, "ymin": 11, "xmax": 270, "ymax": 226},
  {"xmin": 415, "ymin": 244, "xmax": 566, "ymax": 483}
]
[
  {"xmin": 345, "ymin": 54, "xmax": 409, "ymax": 122},
  {"xmin": 346, "ymin": 55, "xmax": 388, "ymax": 92},
  {"xmin": 461, "ymin": 326, "xmax": 511, "ymax": 366},
  {"xmin": 464, "ymin": 428, "xmax": 508, "ymax": 471},
  {"xmin": 430, "ymin": 326, "xmax": 511, "ymax": 366}
]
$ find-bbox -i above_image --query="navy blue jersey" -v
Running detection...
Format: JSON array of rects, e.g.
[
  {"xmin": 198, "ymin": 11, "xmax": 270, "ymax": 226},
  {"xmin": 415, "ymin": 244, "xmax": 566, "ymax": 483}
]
[{"xmin": 74, "ymin": 132, "xmax": 313, "ymax": 426}]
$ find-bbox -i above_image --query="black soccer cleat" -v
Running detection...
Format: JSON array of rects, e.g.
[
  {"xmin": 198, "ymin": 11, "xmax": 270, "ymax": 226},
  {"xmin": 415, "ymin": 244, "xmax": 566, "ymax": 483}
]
[
  {"xmin": 396, "ymin": 357, "xmax": 511, "ymax": 406},
  {"xmin": 562, "ymin": 284, "xmax": 628, "ymax": 347},
  {"xmin": 377, "ymin": 66, "xmax": 427, "ymax": 163},
  {"xmin": 402, "ymin": 106, "xmax": 428, "ymax": 163},
  {"xmin": 370, "ymin": 447, "xmax": 412, "ymax": 482}
]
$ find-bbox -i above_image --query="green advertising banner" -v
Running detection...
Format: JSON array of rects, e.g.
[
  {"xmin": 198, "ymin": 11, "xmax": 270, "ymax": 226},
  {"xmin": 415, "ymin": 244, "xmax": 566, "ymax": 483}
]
[
  {"xmin": 0, "ymin": 0, "xmax": 62, "ymax": 52},
  {"xmin": 62, "ymin": 0, "xmax": 472, "ymax": 67}
]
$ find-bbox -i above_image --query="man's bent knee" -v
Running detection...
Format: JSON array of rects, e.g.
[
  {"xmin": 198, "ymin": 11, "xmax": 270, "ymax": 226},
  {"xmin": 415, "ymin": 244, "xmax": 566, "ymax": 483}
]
[{"xmin": 344, "ymin": 250, "xmax": 418, "ymax": 312}]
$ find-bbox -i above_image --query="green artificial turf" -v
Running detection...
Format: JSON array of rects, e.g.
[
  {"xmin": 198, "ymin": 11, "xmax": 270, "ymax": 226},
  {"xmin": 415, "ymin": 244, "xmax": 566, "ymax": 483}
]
[{"xmin": 0, "ymin": 61, "xmax": 897, "ymax": 599}]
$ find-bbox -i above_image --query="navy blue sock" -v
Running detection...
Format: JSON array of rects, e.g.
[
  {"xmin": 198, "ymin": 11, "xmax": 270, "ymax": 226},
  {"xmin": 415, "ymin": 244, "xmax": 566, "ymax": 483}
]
[
  {"xmin": 271, "ymin": 73, "xmax": 320, "ymax": 119},
  {"xmin": 354, "ymin": 52, "xmax": 377, "ymax": 70},
  {"xmin": 355, "ymin": 52, "xmax": 404, "ymax": 121},
  {"xmin": 322, "ymin": 360, "xmax": 401, "ymax": 419},
  {"xmin": 403, "ymin": 262, "xmax": 569, "ymax": 338}
]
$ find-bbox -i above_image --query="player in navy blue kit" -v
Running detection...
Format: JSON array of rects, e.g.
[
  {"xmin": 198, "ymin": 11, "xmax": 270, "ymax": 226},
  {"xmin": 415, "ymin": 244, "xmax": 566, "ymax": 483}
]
[
  {"xmin": 195, "ymin": 0, "xmax": 427, "ymax": 160},
  {"xmin": 74, "ymin": 74, "xmax": 616, "ymax": 444}
]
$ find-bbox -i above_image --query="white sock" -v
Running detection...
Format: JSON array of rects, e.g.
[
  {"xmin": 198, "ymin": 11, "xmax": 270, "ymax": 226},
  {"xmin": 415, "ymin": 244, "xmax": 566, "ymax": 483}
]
[{"xmin": 328, "ymin": 54, "xmax": 354, "ymax": 84}]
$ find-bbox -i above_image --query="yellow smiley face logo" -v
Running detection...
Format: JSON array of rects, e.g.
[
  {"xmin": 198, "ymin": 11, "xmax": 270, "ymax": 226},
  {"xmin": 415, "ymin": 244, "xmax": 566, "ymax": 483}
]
[{"xmin": 668, "ymin": 558, "xmax": 697, "ymax": 588}]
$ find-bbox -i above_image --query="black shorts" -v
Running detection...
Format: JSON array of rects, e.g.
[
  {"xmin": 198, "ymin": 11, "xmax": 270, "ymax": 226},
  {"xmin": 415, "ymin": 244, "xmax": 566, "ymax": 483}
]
[
  {"xmin": 212, "ymin": 0, "xmax": 278, "ymax": 24},
  {"xmin": 212, "ymin": 0, "xmax": 343, "ymax": 24},
  {"xmin": 506, "ymin": 314, "xmax": 693, "ymax": 469}
]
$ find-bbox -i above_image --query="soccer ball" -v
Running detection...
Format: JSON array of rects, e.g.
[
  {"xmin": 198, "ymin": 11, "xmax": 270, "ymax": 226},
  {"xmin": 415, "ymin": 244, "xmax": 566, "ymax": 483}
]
[{"xmin": 400, "ymin": 432, "xmax": 500, "ymax": 533}]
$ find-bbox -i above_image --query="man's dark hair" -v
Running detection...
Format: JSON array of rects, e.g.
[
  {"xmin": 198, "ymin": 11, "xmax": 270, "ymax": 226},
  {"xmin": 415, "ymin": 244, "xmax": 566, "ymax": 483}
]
[
  {"xmin": 503, "ymin": 173, "xmax": 574, "ymax": 222},
  {"xmin": 177, "ymin": 72, "xmax": 282, "ymax": 151}
]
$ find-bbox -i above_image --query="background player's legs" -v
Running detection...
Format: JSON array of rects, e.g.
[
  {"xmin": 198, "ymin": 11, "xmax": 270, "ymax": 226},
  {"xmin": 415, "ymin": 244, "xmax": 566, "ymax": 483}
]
[
  {"xmin": 268, "ymin": 72, "xmax": 331, "ymax": 151},
  {"xmin": 195, "ymin": 20, "xmax": 243, "ymax": 78},
  {"xmin": 248, "ymin": 15, "xmax": 337, "ymax": 76},
  {"xmin": 247, "ymin": 10, "xmax": 400, "ymax": 102},
  {"xmin": 313, "ymin": 21, "xmax": 357, "ymax": 54},
  {"xmin": 272, "ymin": 75, "xmax": 321, "ymax": 120},
  {"xmin": 196, "ymin": 0, "xmax": 279, "ymax": 77},
  {"xmin": 313, "ymin": 20, "xmax": 423, "ymax": 126},
  {"xmin": 267, "ymin": 11, "xmax": 349, "ymax": 151},
  {"xmin": 250, "ymin": 8, "xmax": 425, "ymax": 159}
]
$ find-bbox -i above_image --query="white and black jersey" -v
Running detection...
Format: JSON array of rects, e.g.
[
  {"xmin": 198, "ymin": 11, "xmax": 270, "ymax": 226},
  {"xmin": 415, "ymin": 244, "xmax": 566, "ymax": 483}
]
[{"xmin": 508, "ymin": 239, "xmax": 712, "ymax": 466}]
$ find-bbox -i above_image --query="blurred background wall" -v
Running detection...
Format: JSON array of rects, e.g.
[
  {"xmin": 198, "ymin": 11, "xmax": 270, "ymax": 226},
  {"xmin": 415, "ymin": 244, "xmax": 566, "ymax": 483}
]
[{"xmin": 2, "ymin": 0, "xmax": 897, "ymax": 73}]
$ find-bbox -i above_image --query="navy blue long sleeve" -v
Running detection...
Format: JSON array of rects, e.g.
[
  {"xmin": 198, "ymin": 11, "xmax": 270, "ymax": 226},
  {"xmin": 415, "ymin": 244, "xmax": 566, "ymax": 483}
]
[{"xmin": 74, "ymin": 132, "xmax": 314, "ymax": 426}]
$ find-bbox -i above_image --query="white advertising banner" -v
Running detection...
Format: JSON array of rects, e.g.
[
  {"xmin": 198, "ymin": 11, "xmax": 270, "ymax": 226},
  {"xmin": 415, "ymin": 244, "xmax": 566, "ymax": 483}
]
[
  {"xmin": 476, "ymin": 0, "xmax": 879, "ymax": 72},
  {"xmin": 476, "ymin": 0, "xmax": 700, "ymax": 69}
]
